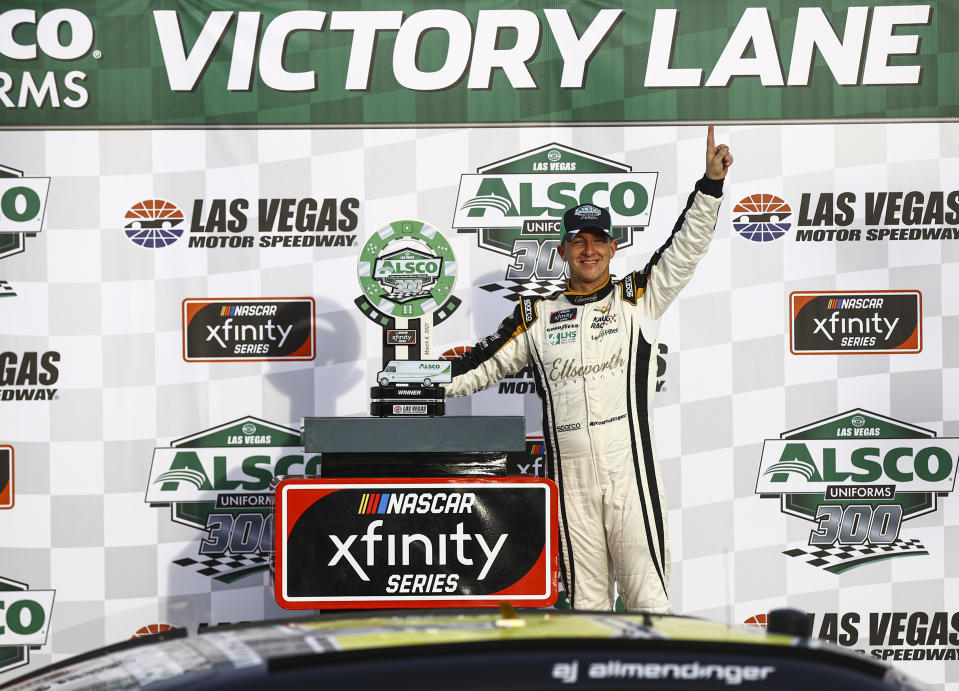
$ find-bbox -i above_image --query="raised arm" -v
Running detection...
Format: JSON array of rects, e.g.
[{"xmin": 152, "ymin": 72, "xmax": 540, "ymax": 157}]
[{"xmin": 636, "ymin": 126, "xmax": 733, "ymax": 319}]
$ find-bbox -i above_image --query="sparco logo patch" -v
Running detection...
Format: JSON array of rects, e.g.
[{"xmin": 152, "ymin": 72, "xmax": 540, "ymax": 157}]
[
  {"xmin": 453, "ymin": 144, "xmax": 653, "ymax": 299},
  {"xmin": 790, "ymin": 291, "xmax": 921, "ymax": 354},
  {"xmin": 145, "ymin": 417, "xmax": 320, "ymax": 582},
  {"xmin": 755, "ymin": 409, "xmax": 958, "ymax": 573},
  {"xmin": 182, "ymin": 298, "xmax": 315, "ymax": 361},
  {"xmin": 0, "ymin": 576, "xmax": 55, "ymax": 675}
]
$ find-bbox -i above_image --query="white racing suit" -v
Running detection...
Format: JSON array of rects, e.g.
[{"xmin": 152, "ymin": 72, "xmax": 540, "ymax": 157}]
[{"xmin": 446, "ymin": 177, "xmax": 724, "ymax": 612}]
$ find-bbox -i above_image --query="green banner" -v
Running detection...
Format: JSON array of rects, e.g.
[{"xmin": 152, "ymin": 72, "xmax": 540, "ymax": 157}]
[{"xmin": 0, "ymin": 0, "xmax": 954, "ymax": 127}]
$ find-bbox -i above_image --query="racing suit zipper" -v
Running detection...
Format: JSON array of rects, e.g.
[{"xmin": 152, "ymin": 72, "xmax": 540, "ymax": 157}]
[{"xmin": 581, "ymin": 302, "xmax": 602, "ymax": 489}]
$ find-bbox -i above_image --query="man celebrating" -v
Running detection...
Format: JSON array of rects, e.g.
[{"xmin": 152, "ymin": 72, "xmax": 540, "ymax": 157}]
[{"xmin": 446, "ymin": 127, "xmax": 733, "ymax": 612}]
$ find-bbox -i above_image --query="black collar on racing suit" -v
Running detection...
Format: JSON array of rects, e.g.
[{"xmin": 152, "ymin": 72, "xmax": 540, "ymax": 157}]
[{"xmin": 563, "ymin": 277, "xmax": 614, "ymax": 305}]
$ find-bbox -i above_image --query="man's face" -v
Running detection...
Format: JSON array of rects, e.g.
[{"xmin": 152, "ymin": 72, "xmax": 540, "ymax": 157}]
[{"xmin": 558, "ymin": 228, "xmax": 618, "ymax": 291}]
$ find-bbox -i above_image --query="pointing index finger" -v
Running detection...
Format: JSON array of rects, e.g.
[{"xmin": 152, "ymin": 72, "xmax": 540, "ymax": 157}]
[{"xmin": 707, "ymin": 124, "xmax": 715, "ymax": 151}]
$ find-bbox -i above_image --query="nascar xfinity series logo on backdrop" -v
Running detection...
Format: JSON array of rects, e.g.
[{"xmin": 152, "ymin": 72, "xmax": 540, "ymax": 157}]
[
  {"xmin": 453, "ymin": 144, "xmax": 654, "ymax": 299},
  {"xmin": 0, "ymin": 164, "xmax": 50, "ymax": 298},
  {"xmin": 755, "ymin": 409, "xmax": 958, "ymax": 573},
  {"xmin": 121, "ymin": 197, "xmax": 359, "ymax": 250},
  {"xmin": 0, "ymin": 576, "xmax": 55, "ymax": 675},
  {"xmin": 0, "ymin": 446, "xmax": 12, "ymax": 509},
  {"xmin": 145, "ymin": 417, "xmax": 320, "ymax": 582},
  {"xmin": 790, "ymin": 291, "xmax": 922, "ymax": 354},
  {"xmin": 182, "ymin": 298, "xmax": 315, "ymax": 361}
]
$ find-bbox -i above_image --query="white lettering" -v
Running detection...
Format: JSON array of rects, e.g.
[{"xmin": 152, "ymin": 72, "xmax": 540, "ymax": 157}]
[
  {"xmin": 862, "ymin": 5, "xmax": 930, "ymax": 85},
  {"xmin": 644, "ymin": 9, "xmax": 701, "ymax": 87},
  {"xmin": 467, "ymin": 10, "xmax": 539, "ymax": 89},
  {"xmin": 787, "ymin": 7, "xmax": 868, "ymax": 86},
  {"xmin": 543, "ymin": 9, "xmax": 623, "ymax": 88},
  {"xmin": 705, "ymin": 8, "xmax": 783, "ymax": 87},
  {"xmin": 393, "ymin": 10, "xmax": 471, "ymax": 91},
  {"xmin": 260, "ymin": 11, "xmax": 327, "ymax": 91},
  {"xmin": 331, "ymin": 11, "xmax": 403, "ymax": 90}
]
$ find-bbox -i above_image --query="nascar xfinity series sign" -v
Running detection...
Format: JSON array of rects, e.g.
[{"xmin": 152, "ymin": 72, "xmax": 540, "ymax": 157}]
[{"xmin": 275, "ymin": 478, "xmax": 558, "ymax": 609}]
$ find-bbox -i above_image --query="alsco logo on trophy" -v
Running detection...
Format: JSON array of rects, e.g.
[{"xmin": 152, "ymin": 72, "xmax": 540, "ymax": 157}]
[
  {"xmin": 452, "ymin": 144, "xmax": 655, "ymax": 298},
  {"xmin": 356, "ymin": 220, "xmax": 459, "ymax": 362},
  {"xmin": 755, "ymin": 409, "xmax": 958, "ymax": 573}
]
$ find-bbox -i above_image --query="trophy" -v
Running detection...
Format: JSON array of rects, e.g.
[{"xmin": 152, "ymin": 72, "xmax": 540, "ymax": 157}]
[{"xmin": 355, "ymin": 219, "xmax": 461, "ymax": 417}]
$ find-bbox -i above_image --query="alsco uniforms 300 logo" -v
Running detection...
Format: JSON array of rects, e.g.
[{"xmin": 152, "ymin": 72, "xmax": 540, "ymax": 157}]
[
  {"xmin": 755, "ymin": 409, "xmax": 958, "ymax": 573},
  {"xmin": 0, "ymin": 164, "xmax": 50, "ymax": 297},
  {"xmin": 0, "ymin": 576, "xmax": 55, "ymax": 675},
  {"xmin": 145, "ymin": 417, "xmax": 320, "ymax": 582},
  {"xmin": 453, "ymin": 144, "xmax": 654, "ymax": 299}
]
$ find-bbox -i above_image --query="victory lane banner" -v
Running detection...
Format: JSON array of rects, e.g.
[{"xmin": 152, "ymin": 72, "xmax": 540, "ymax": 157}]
[
  {"xmin": 275, "ymin": 477, "xmax": 558, "ymax": 609},
  {"xmin": 182, "ymin": 298, "xmax": 315, "ymax": 361}
]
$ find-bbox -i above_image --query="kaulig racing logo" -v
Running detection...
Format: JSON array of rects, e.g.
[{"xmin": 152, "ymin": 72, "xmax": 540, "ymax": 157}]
[
  {"xmin": 145, "ymin": 417, "xmax": 320, "ymax": 582},
  {"xmin": 0, "ymin": 164, "xmax": 51, "ymax": 298},
  {"xmin": 0, "ymin": 576, "xmax": 55, "ymax": 675},
  {"xmin": 453, "ymin": 144, "xmax": 654, "ymax": 299},
  {"xmin": 755, "ymin": 409, "xmax": 958, "ymax": 573}
]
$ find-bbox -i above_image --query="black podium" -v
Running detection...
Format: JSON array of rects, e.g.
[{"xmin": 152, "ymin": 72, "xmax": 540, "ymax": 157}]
[{"xmin": 302, "ymin": 415, "xmax": 526, "ymax": 477}]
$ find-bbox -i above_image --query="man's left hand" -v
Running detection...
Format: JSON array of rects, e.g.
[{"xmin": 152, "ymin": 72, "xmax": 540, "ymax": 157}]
[{"xmin": 706, "ymin": 125, "xmax": 733, "ymax": 180}]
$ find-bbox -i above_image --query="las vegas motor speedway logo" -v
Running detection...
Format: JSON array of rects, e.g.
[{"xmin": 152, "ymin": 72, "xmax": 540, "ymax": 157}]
[
  {"xmin": 755, "ymin": 409, "xmax": 958, "ymax": 573},
  {"xmin": 746, "ymin": 610, "xmax": 959, "ymax": 662},
  {"xmin": 0, "ymin": 576, "xmax": 55, "ymax": 675},
  {"xmin": 145, "ymin": 416, "xmax": 320, "ymax": 583},
  {"xmin": 452, "ymin": 144, "xmax": 654, "ymax": 300},
  {"xmin": 0, "ymin": 164, "xmax": 50, "ymax": 298},
  {"xmin": 121, "ymin": 197, "xmax": 359, "ymax": 249},
  {"xmin": 0, "ymin": 351, "xmax": 60, "ymax": 402},
  {"xmin": 735, "ymin": 190, "xmax": 959, "ymax": 243}
]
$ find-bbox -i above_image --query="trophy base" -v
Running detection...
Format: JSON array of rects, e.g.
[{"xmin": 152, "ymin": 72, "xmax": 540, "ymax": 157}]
[
  {"xmin": 370, "ymin": 400, "xmax": 445, "ymax": 417},
  {"xmin": 370, "ymin": 384, "xmax": 446, "ymax": 400},
  {"xmin": 370, "ymin": 385, "xmax": 446, "ymax": 417}
]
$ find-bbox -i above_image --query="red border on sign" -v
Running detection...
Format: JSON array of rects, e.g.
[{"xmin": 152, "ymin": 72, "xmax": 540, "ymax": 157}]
[
  {"xmin": 788, "ymin": 290, "xmax": 922, "ymax": 355},
  {"xmin": 274, "ymin": 476, "xmax": 558, "ymax": 610},
  {"xmin": 181, "ymin": 297, "xmax": 316, "ymax": 362},
  {"xmin": 0, "ymin": 445, "xmax": 12, "ymax": 510}
]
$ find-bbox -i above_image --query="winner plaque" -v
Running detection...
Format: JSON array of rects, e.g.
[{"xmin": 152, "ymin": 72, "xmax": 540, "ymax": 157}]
[{"xmin": 355, "ymin": 220, "xmax": 460, "ymax": 417}]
